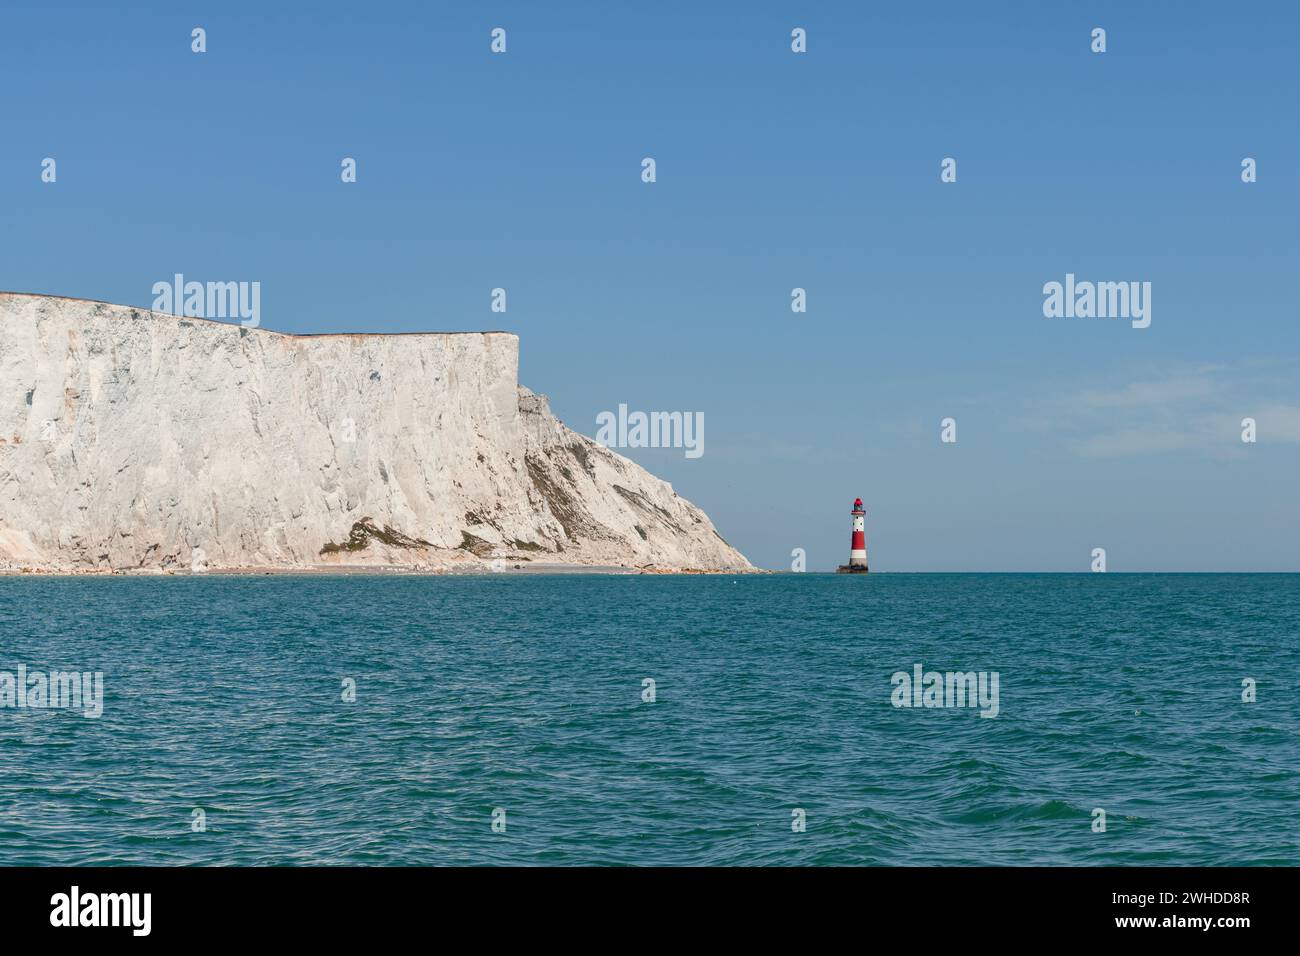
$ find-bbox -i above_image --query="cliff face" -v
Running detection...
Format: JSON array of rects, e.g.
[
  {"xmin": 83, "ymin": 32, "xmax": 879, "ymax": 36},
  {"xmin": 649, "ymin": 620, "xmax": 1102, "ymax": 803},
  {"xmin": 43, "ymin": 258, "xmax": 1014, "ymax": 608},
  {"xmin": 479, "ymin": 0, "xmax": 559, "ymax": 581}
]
[{"xmin": 0, "ymin": 293, "xmax": 750, "ymax": 572}]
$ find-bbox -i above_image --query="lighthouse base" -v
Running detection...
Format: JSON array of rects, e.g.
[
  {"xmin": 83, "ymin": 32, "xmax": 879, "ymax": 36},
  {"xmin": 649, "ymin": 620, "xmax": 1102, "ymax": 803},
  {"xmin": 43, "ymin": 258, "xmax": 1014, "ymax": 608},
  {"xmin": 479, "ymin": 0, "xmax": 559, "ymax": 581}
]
[{"xmin": 836, "ymin": 564, "xmax": 869, "ymax": 574}]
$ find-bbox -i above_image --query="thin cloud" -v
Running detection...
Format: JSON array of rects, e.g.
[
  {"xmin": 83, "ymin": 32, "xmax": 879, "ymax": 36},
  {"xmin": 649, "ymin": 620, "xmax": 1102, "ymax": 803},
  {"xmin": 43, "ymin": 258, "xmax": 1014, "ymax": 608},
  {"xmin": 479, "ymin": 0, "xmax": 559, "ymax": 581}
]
[
  {"xmin": 1078, "ymin": 376, "xmax": 1214, "ymax": 410},
  {"xmin": 1037, "ymin": 362, "xmax": 1300, "ymax": 458}
]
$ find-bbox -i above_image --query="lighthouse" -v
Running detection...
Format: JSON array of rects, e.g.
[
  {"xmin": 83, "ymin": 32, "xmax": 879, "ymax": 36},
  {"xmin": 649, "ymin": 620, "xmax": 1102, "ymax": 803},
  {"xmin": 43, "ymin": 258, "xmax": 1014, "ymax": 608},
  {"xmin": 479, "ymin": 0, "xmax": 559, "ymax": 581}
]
[{"xmin": 837, "ymin": 497, "xmax": 869, "ymax": 574}]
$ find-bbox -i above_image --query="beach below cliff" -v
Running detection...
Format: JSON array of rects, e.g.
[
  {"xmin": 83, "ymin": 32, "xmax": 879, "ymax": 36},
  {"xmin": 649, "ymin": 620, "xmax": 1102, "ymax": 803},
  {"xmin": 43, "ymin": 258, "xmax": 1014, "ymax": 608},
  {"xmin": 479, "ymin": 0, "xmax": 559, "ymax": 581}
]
[{"xmin": 0, "ymin": 562, "xmax": 758, "ymax": 576}]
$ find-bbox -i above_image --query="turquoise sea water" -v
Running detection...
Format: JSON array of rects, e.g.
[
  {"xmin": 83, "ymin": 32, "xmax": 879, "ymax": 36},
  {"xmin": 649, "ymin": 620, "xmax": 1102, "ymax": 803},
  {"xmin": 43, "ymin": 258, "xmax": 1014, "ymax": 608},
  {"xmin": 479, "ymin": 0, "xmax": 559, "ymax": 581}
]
[{"xmin": 0, "ymin": 573, "xmax": 1296, "ymax": 866}]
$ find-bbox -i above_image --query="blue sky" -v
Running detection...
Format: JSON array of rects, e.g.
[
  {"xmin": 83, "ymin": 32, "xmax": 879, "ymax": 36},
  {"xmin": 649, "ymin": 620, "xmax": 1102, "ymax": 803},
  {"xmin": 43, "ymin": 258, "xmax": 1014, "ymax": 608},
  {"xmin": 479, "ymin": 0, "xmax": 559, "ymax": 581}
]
[{"xmin": 3, "ymin": 1, "xmax": 1297, "ymax": 570}]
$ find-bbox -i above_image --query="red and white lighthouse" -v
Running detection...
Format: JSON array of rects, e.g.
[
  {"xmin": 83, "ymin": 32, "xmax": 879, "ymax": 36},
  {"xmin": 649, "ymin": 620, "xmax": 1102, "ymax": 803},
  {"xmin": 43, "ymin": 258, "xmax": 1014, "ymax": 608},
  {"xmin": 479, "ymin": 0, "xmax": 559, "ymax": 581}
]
[{"xmin": 837, "ymin": 497, "xmax": 869, "ymax": 573}]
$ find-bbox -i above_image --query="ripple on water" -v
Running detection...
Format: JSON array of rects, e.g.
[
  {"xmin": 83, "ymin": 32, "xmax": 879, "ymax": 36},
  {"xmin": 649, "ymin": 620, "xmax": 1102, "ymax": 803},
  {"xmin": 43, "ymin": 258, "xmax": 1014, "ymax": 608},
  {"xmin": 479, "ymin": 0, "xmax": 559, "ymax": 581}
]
[{"xmin": 0, "ymin": 573, "xmax": 1296, "ymax": 865}]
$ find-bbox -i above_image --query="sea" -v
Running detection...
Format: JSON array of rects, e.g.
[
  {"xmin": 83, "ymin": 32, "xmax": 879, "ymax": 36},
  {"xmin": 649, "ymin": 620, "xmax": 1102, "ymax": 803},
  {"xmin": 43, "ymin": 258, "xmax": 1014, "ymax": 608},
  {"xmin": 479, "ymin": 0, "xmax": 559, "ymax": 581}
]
[{"xmin": 0, "ymin": 573, "xmax": 1296, "ymax": 866}]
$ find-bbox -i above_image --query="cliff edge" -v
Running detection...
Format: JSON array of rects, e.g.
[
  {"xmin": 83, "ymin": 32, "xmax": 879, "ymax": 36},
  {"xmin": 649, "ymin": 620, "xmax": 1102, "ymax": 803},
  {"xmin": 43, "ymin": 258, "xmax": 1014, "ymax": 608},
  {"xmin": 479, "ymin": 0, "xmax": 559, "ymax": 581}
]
[{"xmin": 0, "ymin": 293, "xmax": 751, "ymax": 573}]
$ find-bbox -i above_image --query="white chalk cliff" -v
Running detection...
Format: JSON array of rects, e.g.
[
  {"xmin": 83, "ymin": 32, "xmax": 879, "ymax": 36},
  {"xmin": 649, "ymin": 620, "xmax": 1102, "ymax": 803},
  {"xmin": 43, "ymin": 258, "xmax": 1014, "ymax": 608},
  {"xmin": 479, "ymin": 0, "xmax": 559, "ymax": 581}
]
[{"xmin": 0, "ymin": 293, "xmax": 751, "ymax": 572}]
